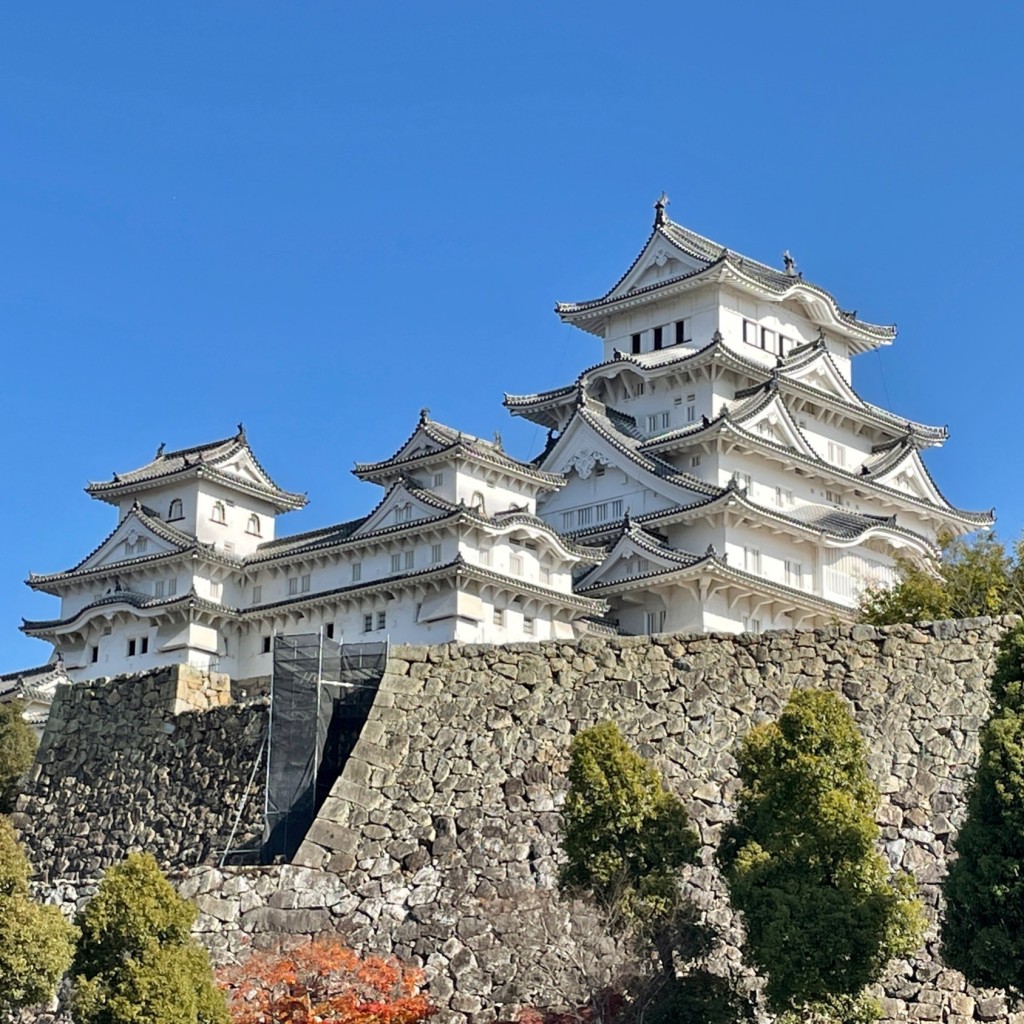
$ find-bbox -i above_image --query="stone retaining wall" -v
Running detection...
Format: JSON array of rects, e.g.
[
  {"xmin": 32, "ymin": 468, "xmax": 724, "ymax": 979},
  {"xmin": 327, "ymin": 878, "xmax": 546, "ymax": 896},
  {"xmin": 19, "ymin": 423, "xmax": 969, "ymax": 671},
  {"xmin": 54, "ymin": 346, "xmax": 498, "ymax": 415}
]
[{"xmin": 17, "ymin": 620, "xmax": 1024, "ymax": 1023}]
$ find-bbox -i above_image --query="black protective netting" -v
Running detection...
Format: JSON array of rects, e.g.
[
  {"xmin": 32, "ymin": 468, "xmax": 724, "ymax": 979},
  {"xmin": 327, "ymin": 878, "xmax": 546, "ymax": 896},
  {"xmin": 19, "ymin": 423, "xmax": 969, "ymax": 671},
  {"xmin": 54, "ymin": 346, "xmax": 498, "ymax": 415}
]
[{"xmin": 262, "ymin": 634, "xmax": 386, "ymax": 862}]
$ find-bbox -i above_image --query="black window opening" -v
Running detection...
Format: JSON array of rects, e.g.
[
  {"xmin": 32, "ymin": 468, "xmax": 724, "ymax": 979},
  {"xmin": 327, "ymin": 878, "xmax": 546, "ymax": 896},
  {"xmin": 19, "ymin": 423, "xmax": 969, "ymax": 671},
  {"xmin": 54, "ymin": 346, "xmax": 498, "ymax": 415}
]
[
  {"xmin": 676, "ymin": 320, "xmax": 689, "ymax": 345},
  {"xmin": 631, "ymin": 333, "xmax": 642, "ymax": 354},
  {"xmin": 653, "ymin": 326, "xmax": 663, "ymax": 350}
]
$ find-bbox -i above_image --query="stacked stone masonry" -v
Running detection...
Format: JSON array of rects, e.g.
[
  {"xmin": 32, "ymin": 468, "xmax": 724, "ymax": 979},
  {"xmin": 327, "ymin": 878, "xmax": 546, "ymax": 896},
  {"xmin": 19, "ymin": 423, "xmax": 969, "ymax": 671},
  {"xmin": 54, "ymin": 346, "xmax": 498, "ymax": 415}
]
[{"xmin": 15, "ymin": 620, "xmax": 1024, "ymax": 1023}]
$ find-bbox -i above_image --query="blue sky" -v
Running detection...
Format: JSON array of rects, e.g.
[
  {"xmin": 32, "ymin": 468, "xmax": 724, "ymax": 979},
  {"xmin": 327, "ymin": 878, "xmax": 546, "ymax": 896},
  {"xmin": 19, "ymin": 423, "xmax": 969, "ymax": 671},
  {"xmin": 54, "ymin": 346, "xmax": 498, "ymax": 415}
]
[{"xmin": 1, "ymin": 3, "xmax": 1020, "ymax": 668}]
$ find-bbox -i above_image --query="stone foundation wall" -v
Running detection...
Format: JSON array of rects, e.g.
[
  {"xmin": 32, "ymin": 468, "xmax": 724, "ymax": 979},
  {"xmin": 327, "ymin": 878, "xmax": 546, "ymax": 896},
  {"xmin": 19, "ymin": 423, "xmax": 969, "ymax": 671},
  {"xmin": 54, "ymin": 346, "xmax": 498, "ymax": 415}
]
[
  {"xmin": 17, "ymin": 620, "xmax": 1024, "ymax": 1023},
  {"xmin": 14, "ymin": 664, "xmax": 267, "ymax": 881}
]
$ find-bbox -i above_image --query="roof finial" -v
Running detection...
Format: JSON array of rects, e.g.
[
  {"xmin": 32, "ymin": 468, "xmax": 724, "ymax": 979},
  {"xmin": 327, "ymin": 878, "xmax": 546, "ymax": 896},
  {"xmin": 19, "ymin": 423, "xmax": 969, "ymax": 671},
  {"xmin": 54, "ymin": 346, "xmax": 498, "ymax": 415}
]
[
  {"xmin": 783, "ymin": 250, "xmax": 798, "ymax": 277},
  {"xmin": 419, "ymin": 406, "xmax": 430, "ymax": 424},
  {"xmin": 155, "ymin": 442, "xmax": 165, "ymax": 458},
  {"xmin": 711, "ymin": 328, "xmax": 724, "ymax": 344},
  {"xmin": 236, "ymin": 422, "xmax": 246, "ymax": 440},
  {"xmin": 653, "ymin": 192, "xmax": 669, "ymax": 227},
  {"xmin": 492, "ymin": 431, "xmax": 503, "ymax": 451}
]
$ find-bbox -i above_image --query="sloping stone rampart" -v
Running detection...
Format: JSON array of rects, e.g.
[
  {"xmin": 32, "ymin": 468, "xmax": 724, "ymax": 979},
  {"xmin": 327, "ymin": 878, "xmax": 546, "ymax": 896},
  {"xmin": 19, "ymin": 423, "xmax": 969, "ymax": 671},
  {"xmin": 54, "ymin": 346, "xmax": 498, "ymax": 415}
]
[{"xmin": 16, "ymin": 620, "xmax": 1024, "ymax": 1023}]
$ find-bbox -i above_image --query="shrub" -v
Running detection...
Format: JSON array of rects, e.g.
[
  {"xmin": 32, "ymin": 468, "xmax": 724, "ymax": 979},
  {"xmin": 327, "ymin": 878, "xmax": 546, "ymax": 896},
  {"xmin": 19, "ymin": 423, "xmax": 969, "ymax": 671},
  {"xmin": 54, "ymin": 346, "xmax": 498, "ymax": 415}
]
[
  {"xmin": 0, "ymin": 698, "xmax": 38, "ymax": 813},
  {"xmin": 217, "ymin": 940, "xmax": 436, "ymax": 1024},
  {"xmin": 0, "ymin": 815, "xmax": 77, "ymax": 1012},
  {"xmin": 942, "ymin": 622, "xmax": 1024, "ymax": 999},
  {"xmin": 71, "ymin": 851, "xmax": 228, "ymax": 1024},
  {"xmin": 718, "ymin": 690, "xmax": 925, "ymax": 1023}
]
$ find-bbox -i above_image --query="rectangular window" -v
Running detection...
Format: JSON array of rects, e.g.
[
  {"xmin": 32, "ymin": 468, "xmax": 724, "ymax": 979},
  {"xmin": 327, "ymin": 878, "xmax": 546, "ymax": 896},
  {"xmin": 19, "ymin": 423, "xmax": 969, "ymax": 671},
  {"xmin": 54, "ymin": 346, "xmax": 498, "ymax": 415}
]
[
  {"xmin": 675, "ymin": 319, "xmax": 689, "ymax": 345},
  {"xmin": 352, "ymin": 562, "xmax": 362, "ymax": 582},
  {"xmin": 493, "ymin": 608, "xmax": 505, "ymax": 627},
  {"xmin": 561, "ymin": 510, "xmax": 575, "ymax": 531},
  {"xmin": 404, "ymin": 550, "xmax": 415, "ymax": 570},
  {"xmin": 743, "ymin": 617, "xmax": 762, "ymax": 633},
  {"xmin": 826, "ymin": 489, "xmax": 843, "ymax": 505},
  {"xmin": 647, "ymin": 414, "xmax": 658, "ymax": 433},
  {"xmin": 775, "ymin": 486, "xmax": 793, "ymax": 507},
  {"xmin": 90, "ymin": 645, "xmax": 99, "ymax": 664},
  {"xmin": 733, "ymin": 472, "xmax": 752, "ymax": 491},
  {"xmin": 433, "ymin": 472, "xmax": 444, "ymax": 487},
  {"xmin": 645, "ymin": 610, "xmax": 667, "ymax": 634},
  {"xmin": 391, "ymin": 553, "xmax": 402, "ymax": 573},
  {"xmin": 828, "ymin": 441, "xmax": 847, "ymax": 467},
  {"xmin": 363, "ymin": 614, "xmax": 373, "ymax": 633},
  {"xmin": 431, "ymin": 543, "xmax": 442, "ymax": 563},
  {"xmin": 510, "ymin": 554, "xmax": 523, "ymax": 575},
  {"xmin": 288, "ymin": 577, "xmax": 299, "ymax": 596},
  {"xmin": 154, "ymin": 580, "xmax": 165, "ymax": 598},
  {"xmin": 778, "ymin": 334, "xmax": 791, "ymax": 356},
  {"xmin": 631, "ymin": 333, "xmax": 642, "ymax": 354},
  {"xmin": 744, "ymin": 547, "xmax": 762, "ymax": 574},
  {"xmin": 595, "ymin": 463, "xmax": 605, "ymax": 477},
  {"xmin": 540, "ymin": 567, "xmax": 552, "ymax": 585},
  {"xmin": 394, "ymin": 504, "xmax": 413, "ymax": 524},
  {"xmin": 262, "ymin": 636, "xmax": 272, "ymax": 654},
  {"xmin": 634, "ymin": 381, "xmax": 645, "ymax": 397},
  {"xmin": 785, "ymin": 560, "xmax": 803, "ymax": 587},
  {"xmin": 210, "ymin": 581, "xmax": 223, "ymax": 601},
  {"xmin": 653, "ymin": 326, "xmax": 663, "ymax": 350},
  {"xmin": 140, "ymin": 637, "xmax": 149, "ymax": 654},
  {"xmin": 251, "ymin": 584, "xmax": 262, "ymax": 605},
  {"xmin": 167, "ymin": 577, "xmax": 177, "ymax": 596},
  {"xmin": 480, "ymin": 548, "xmax": 492, "ymax": 567},
  {"xmin": 611, "ymin": 499, "xmax": 623, "ymax": 518},
  {"xmin": 686, "ymin": 393, "xmax": 696, "ymax": 422},
  {"xmin": 127, "ymin": 639, "xmax": 136, "ymax": 657},
  {"xmin": 376, "ymin": 610, "xmax": 386, "ymax": 631},
  {"xmin": 635, "ymin": 557, "xmax": 650, "ymax": 573},
  {"xmin": 301, "ymin": 573, "xmax": 311, "ymax": 593},
  {"xmin": 743, "ymin": 319, "xmax": 758, "ymax": 346},
  {"xmin": 325, "ymin": 623, "xmax": 335, "ymax": 639},
  {"xmin": 761, "ymin": 326, "xmax": 776, "ymax": 353},
  {"xmin": 691, "ymin": 455, "xmax": 701, "ymax": 468},
  {"xmin": 577, "ymin": 506, "xmax": 593, "ymax": 526},
  {"xmin": 595, "ymin": 502, "xmax": 608, "ymax": 522},
  {"xmin": 523, "ymin": 617, "xmax": 535, "ymax": 635}
]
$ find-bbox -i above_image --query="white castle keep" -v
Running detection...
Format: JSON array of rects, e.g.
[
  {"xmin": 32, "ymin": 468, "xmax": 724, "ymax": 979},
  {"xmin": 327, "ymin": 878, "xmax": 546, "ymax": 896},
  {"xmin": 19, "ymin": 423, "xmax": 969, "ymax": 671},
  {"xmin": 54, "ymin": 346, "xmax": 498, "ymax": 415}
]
[{"xmin": 17, "ymin": 198, "xmax": 992, "ymax": 683}]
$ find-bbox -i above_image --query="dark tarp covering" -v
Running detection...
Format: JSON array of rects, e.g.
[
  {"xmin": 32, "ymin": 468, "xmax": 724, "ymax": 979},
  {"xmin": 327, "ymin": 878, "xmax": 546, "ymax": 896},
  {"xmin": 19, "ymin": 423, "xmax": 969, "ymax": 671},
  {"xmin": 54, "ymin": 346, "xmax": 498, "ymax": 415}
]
[{"xmin": 262, "ymin": 634, "xmax": 386, "ymax": 863}]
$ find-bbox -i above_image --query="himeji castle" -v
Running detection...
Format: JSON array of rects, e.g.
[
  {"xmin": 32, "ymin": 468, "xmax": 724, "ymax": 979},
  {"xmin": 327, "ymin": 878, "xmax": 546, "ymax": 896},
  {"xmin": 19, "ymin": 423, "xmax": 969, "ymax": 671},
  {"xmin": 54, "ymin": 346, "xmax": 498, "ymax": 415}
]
[{"xmin": 14, "ymin": 196, "xmax": 992, "ymax": 683}]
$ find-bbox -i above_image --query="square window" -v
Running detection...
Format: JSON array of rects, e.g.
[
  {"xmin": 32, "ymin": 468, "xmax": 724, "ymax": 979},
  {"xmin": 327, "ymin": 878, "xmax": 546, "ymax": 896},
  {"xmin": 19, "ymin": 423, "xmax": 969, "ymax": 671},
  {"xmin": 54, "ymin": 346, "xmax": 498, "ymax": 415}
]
[
  {"xmin": 352, "ymin": 562, "xmax": 362, "ymax": 582},
  {"xmin": 377, "ymin": 610, "xmax": 386, "ymax": 631},
  {"xmin": 262, "ymin": 636, "xmax": 272, "ymax": 654}
]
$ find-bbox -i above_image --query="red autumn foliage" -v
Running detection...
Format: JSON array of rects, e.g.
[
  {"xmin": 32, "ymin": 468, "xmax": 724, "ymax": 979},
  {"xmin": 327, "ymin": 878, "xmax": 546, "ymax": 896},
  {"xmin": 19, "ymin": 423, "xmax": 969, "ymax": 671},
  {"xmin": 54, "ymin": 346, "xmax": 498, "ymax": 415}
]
[
  {"xmin": 500, "ymin": 991, "xmax": 625, "ymax": 1024},
  {"xmin": 217, "ymin": 940, "xmax": 437, "ymax": 1024}
]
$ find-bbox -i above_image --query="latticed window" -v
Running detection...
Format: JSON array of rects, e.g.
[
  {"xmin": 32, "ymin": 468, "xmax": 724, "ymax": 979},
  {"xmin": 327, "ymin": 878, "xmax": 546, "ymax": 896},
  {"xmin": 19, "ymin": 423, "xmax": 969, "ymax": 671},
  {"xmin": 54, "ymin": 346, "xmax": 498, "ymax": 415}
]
[
  {"xmin": 211, "ymin": 501, "xmax": 226, "ymax": 524},
  {"xmin": 168, "ymin": 498, "xmax": 183, "ymax": 520}
]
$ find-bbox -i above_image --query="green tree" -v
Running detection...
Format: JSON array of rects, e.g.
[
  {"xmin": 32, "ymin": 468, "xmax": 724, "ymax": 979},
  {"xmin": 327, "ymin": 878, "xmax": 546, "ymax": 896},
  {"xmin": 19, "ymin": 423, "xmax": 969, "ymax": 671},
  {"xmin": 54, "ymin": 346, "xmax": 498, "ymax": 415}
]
[
  {"xmin": 71, "ymin": 852, "xmax": 228, "ymax": 1024},
  {"xmin": 0, "ymin": 815, "xmax": 77, "ymax": 1012},
  {"xmin": 559, "ymin": 721, "xmax": 700, "ymax": 975},
  {"xmin": 0, "ymin": 699, "xmax": 38, "ymax": 813},
  {"xmin": 858, "ymin": 531, "xmax": 1021, "ymax": 626},
  {"xmin": 718, "ymin": 690, "xmax": 925, "ymax": 1023},
  {"xmin": 942, "ymin": 622, "xmax": 1024, "ymax": 998}
]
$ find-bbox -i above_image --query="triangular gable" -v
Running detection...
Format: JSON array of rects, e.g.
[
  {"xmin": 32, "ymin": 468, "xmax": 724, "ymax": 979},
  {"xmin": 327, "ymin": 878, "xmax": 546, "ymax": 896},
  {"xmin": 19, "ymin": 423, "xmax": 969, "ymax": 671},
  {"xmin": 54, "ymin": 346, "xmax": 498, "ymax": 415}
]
[
  {"xmin": 734, "ymin": 394, "xmax": 817, "ymax": 457},
  {"xmin": 783, "ymin": 350, "xmax": 861, "ymax": 405},
  {"xmin": 539, "ymin": 411, "xmax": 708, "ymax": 508},
  {"xmin": 607, "ymin": 231, "xmax": 709, "ymax": 300},
  {"xmin": 388, "ymin": 424, "xmax": 449, "ymax": 464},
  {"xmin": 579, "ymin": 530, "xmax": 693, "ymax": 589},
  {"xmin": 211, "ymin": 446, "xmax": 277, "ymax": 489},
  {"xmin": 75, "ymin": 511, "xmax": 185, "ymax": 573},
  {"xmin": 350, "ymin": 481, "xmax": 453, "ymax": 538},
  {"xmin": 871, "ymin": 450, "xmax": 948, "ymax": 506}
]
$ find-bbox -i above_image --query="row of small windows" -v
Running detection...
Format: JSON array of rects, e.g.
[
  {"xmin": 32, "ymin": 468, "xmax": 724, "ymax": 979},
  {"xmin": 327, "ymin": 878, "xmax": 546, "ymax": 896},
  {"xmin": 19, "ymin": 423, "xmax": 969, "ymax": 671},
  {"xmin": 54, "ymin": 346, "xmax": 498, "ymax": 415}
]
[
  {"xmin": 741, "ymin": 545, "xmax": 804, "ymax": 588},
  {"xmin": 561, "ymin": 499, "xmax": 624, "ymax": 532},
  {"xmin": 209, "ymin": 501, "xmax": 262, "ymax": 534},
  {"xmin": 741, "ymin": 319, "xmax": 795, "ymax": 357},
  {"xmin": 630, "ymin": 318, "xmax": 691, "ymax": 354}
]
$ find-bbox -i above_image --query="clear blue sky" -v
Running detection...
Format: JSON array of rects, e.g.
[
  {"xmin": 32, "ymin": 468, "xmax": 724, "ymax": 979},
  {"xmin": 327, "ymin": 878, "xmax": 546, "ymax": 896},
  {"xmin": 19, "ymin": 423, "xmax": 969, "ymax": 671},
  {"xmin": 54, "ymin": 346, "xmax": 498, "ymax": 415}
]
[{"xmin": 1, "ymin": 3, "xmax": 1020, "ymax": 669}]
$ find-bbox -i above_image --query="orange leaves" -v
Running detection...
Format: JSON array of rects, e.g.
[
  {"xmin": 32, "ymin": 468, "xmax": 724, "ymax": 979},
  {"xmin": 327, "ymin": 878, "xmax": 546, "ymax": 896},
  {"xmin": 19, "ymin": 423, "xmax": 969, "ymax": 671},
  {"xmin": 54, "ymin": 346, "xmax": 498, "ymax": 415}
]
[{"xmin": 218, "ymin": 941, "xmax": 437, "ymax": 1024}]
